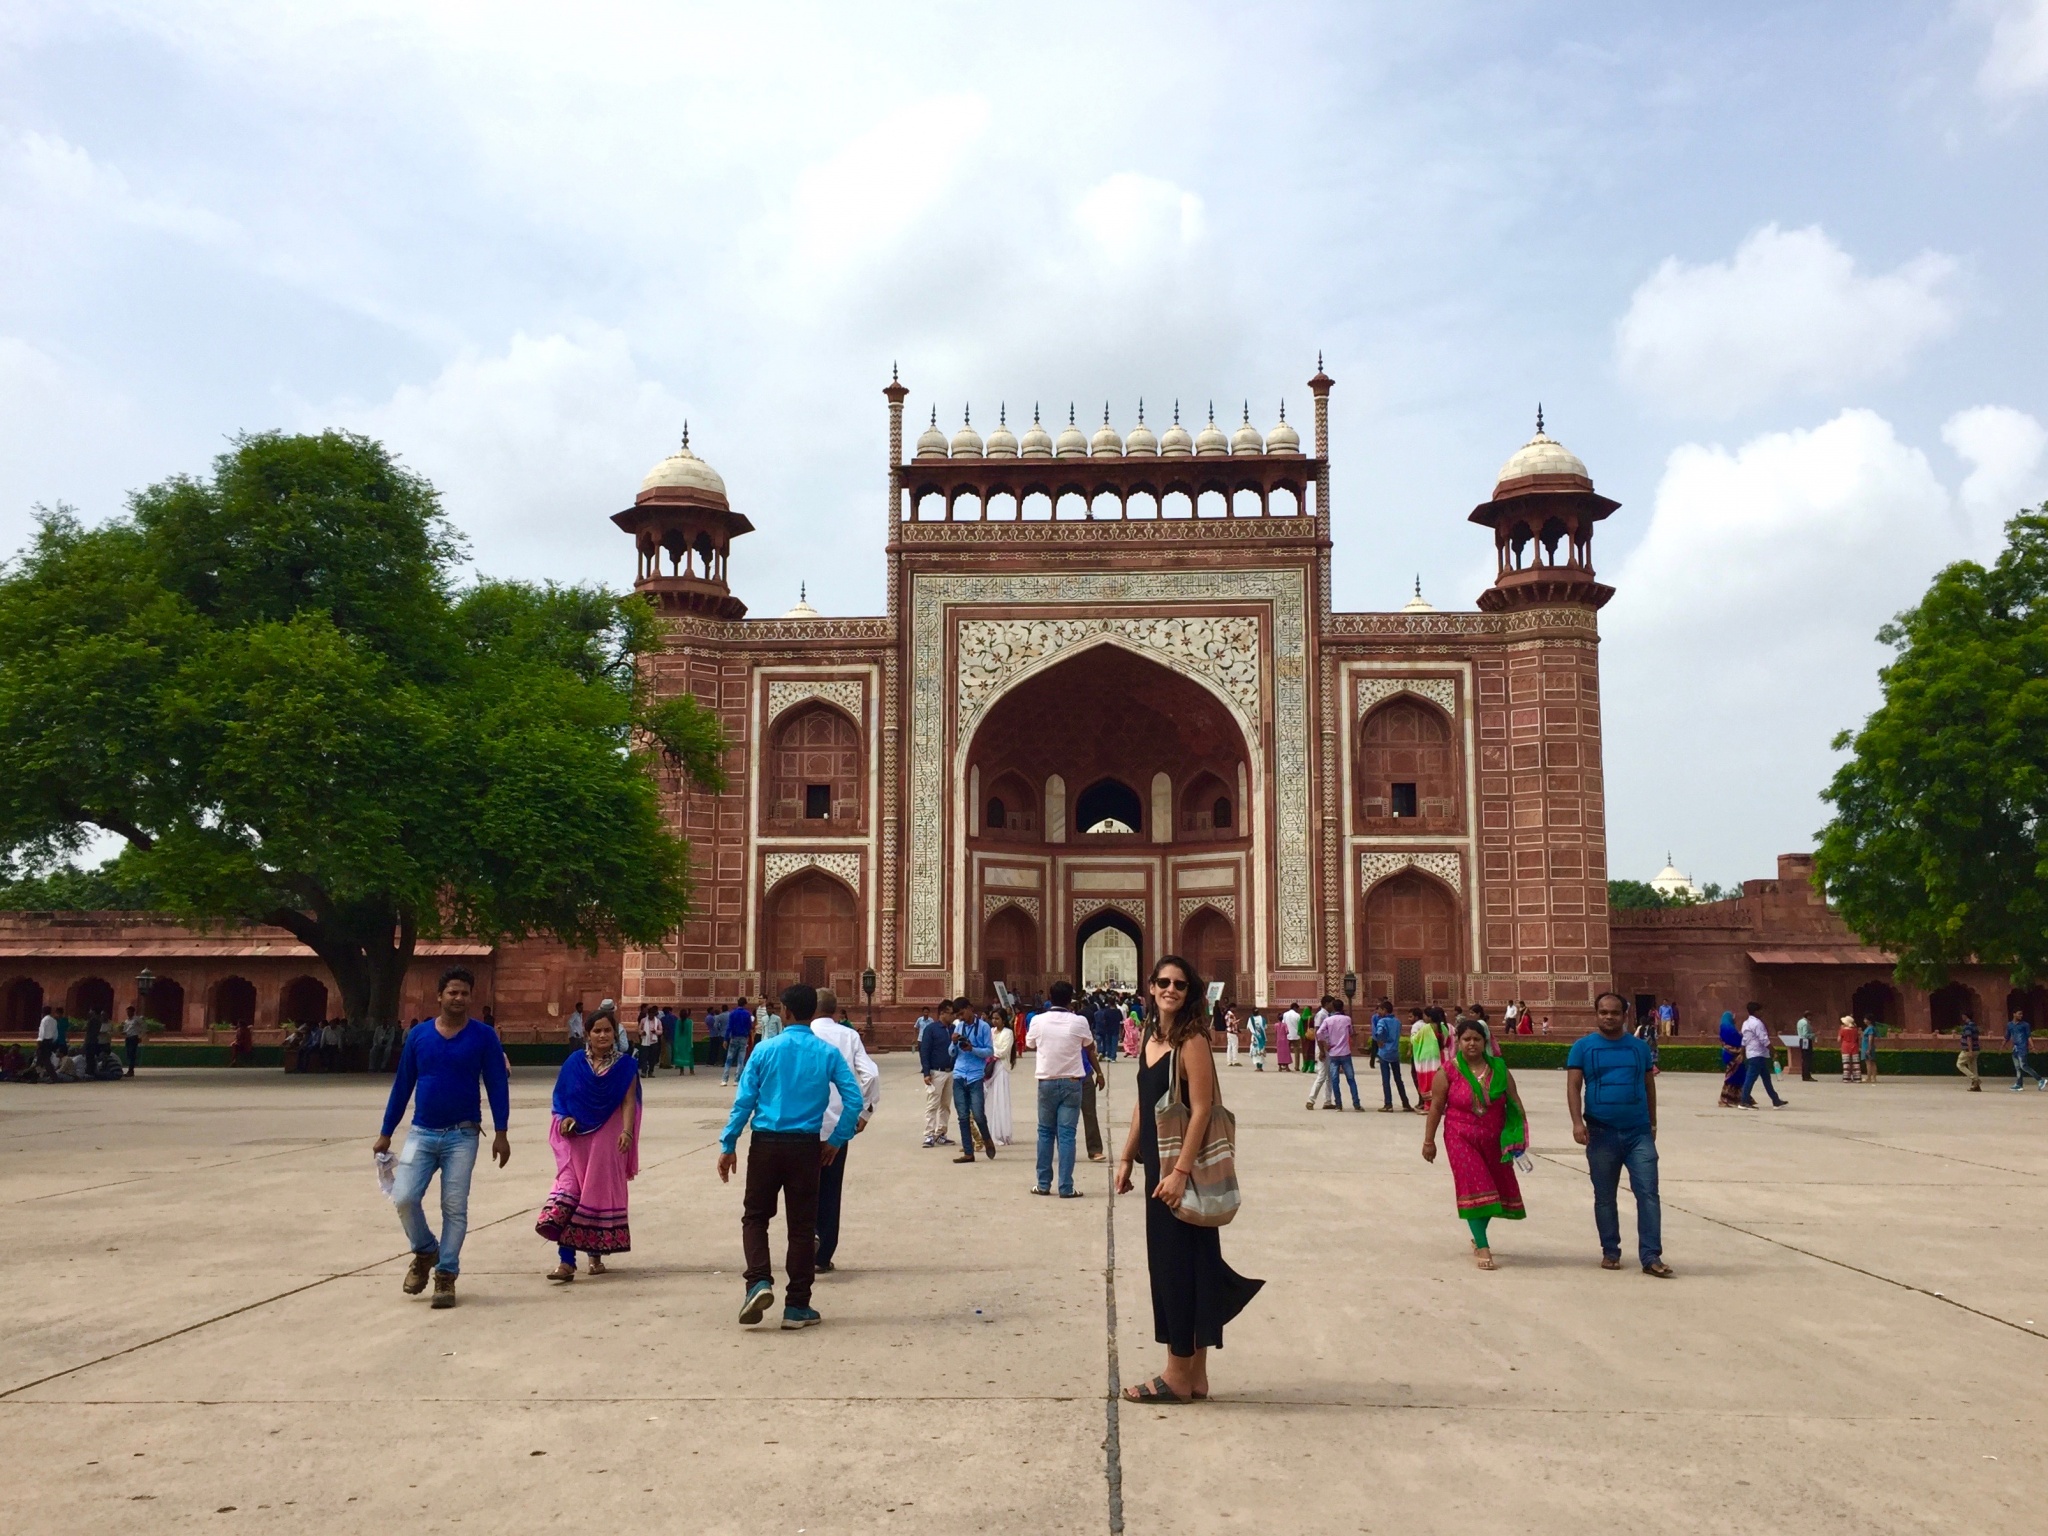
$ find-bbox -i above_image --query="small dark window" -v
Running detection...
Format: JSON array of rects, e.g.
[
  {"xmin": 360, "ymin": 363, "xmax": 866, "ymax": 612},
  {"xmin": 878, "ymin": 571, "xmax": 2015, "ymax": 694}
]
[
  {"xmin": 1391, "ymin": 782, "xmax": 1418, "ymax": 818},
  {"xmin": 986, "ymin": 797, "xmax": 1006, "ymax": 830},
  {"xmin": 805, "ymin": 784, "xmax": 831, "ymax": 819},
  {"xmin": 1212, "ymin": 797, "xmax": 1232, "ymax": 829}
]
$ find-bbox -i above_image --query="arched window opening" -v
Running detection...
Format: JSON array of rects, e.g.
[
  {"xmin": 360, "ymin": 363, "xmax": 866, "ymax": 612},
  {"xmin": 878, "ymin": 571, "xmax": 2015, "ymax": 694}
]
[
  {"xmin": 1076, "ymin": 778, "xmax": 1143, "ymax": 836},
  {"xmin": 1213, "ymin": 797, "xmax": 1232, "ymax": 829},
  {"xmin": 987, "ymin": 797, "xmax": 1006, "ymax": 830}
]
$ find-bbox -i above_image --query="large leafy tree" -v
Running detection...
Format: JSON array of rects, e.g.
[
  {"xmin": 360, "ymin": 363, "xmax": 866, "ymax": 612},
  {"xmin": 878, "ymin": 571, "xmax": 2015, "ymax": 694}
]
[
  {"xmin": 0, "ymin": 431, "xmax": 724, "ymax": 1025},
  {"xmin": 1816, "ymin": 509, "xmax": 2048, "ymax": 986}
]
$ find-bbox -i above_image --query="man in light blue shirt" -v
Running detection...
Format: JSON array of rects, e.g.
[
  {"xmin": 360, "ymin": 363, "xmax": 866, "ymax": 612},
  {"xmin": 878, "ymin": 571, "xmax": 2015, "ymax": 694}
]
[
  {"xmin": 950, "ymin": 997, "xmax": 996, "ymax": 1163},
  {"xmin": 717, "ymin": 983, "xmax": 863, "ymax": 1329}
]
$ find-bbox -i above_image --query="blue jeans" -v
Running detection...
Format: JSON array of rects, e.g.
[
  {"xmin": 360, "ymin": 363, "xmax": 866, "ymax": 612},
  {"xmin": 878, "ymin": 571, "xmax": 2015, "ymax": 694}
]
[
  {"xmin": 1328, "ymin": 1055, "xmax": 1361, "ymax": 1107},
  {"xmin": 722, "ymin": 1037, "xmax": 748, "ymax": 1082},
  {"xmin": 1035, "ymin": 1077, "xmax": 1084, "ymax": 1194},
  {"xmin": 1377, "ymin": 1055, "xmax": 1410, "ymax": 1109},
  {"xmin": 1585, "ymin": 1123, "xmax": 1662, "ymax": 1267},
  {"xmin": 391, "ymin": 1124, "xmax": 481, "ymax": 1276},
  {"xmin": 953, "ymin": 1076, "xmax": 992, "ymax": 1158},
  {"xmin": 1739, "ymin": 1055, "xmax": 1784, "ymax": 1105}
]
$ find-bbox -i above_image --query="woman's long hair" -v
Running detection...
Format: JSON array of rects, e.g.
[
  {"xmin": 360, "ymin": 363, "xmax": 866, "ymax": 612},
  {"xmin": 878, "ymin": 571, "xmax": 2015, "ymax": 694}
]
[{"xmin": 1145, "ymin": 953, "xmax": 1210, "ymax": 1046}]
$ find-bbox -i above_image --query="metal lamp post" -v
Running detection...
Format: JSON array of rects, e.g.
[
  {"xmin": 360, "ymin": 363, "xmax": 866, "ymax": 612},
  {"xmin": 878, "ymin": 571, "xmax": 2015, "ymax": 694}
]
[
  {"xmin": 136, "ymin": 967, "xmax": 155, "ymax": 1023},
  {"xmin": 1342, "ymin": 971, "xmax": 1357, "ymax": 1007},
  {"xmin": 861, "ymin": 967, "xmax": 877, "ymax": 1031}
]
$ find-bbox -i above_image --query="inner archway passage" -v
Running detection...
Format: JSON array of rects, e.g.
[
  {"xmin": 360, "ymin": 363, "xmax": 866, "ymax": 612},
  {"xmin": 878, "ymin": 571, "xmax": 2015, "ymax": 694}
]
[{"xmin": 1076, "ymin": 908, "xmax": 1144, "ymax": 993}]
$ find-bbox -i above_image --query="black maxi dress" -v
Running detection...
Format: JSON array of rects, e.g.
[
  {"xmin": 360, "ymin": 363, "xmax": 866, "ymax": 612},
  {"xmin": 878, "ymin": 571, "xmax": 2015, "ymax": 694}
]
[{"xmin": 1136, "ymin": 1038, "xmax": 1264, "ymax": 1355}]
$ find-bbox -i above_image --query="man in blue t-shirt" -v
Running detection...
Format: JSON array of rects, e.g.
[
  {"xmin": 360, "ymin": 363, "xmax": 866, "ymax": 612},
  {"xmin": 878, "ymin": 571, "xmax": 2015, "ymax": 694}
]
[
  {"xmin": 1566, "ymin": 991, "xmax": 1671, "ymax": 1277},
  {"xmin": 372, "ymin": 966, "xmax": 512, "ymax": 1309},
  {"xmin": 720, "ymin": 997, "xmax": 754, "ymax": 1087},
  {"xmin": 2007, "ymin": 1011, "xmax": 2045, "ymax": 1091}
]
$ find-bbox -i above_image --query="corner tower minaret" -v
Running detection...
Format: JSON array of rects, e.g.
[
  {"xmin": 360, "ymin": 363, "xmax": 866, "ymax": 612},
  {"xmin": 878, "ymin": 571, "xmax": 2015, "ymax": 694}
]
[
  {"xmin": 613, "ymin": 427, "xmax": 753, "ymax": 618},
  {"xmin": 1467, "ymin": 409, "xmax": 1619, "ymax": 612}
]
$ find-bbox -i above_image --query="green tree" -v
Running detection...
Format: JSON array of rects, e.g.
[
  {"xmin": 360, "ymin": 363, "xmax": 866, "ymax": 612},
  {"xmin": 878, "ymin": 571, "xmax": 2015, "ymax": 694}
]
[
  {"xmin": 1608, "ymin": 879, "xmax": 1680, "ymax": 910},
  {"xmin": 0, "ymin": 431, "xmax": 726, "ymax": 1025},
  {"xmin": 1816, "ymin": 508, "xmax": 2048, "ymax": 986}
]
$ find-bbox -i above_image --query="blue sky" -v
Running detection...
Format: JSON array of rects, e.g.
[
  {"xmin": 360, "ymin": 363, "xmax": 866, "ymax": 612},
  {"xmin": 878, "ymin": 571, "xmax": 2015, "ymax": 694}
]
[{"xmin": 3, "ymin": 2, "xmax": 2045, "ymax": 887}]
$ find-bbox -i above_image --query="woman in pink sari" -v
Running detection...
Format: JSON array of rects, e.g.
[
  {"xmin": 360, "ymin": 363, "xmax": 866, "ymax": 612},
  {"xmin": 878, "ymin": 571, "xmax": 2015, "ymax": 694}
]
[
  {"xmin": 1420, "ymin": 1018, "xmax": 1527, "ymax": 1270},
  {"xmin": 538, "ymin": 1013, "xmax": 642, "ymax": 1281},
  {"xmin": 1120, "ymin": 1004, "xmax": 1142, "ymax": 1060}
]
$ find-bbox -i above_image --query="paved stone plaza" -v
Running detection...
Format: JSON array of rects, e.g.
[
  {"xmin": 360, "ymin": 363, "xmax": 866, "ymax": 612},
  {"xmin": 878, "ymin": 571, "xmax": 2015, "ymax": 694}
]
[{"xmin": 3, "ymin": 1059, "xmax": 2043, "ymax": 1534}]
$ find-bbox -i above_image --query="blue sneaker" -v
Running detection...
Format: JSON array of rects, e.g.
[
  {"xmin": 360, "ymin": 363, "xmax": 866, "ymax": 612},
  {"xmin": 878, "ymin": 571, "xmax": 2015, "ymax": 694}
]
[
  {"xmin": 781, "ymin": 1305, "xmax": 821, "ymax": 1329},
  {"xmin": 738, "ymin": 1281, "xmax": 774, "ymax": 1325}
]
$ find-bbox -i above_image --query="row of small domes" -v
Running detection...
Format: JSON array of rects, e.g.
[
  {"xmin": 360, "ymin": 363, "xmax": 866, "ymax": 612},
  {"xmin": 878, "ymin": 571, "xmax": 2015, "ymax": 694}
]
[{"xmin": 915, "ymin": 401, "xmax": 1301, "ymax": 461}]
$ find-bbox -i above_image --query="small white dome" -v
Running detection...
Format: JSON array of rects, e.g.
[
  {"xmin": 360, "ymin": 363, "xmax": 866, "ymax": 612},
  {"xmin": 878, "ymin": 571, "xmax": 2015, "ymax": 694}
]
[
  {"xmin": 1265, "ymin": 402, "xmax": 1301, "ymax": 456},
  {"xmin": 1495, "ymin": 408, "xmax": 1589, "ymax": 487},
  {"xmin": 914, "ymin": 408, "xmax": 949, "ymax": 460},
  {"xmin": 1055, "ymin": 406, "xmax": 1089, "ymax": 459},
  {"xmin": 1125, "ymin": 402, "xmax": 1159, "ymax": 457},
  {"xmin": 1194, "ymin": 404, "xmax": 1229, "ymax": 457},
  {"xmin": 782, "ymin": 584, "xmax": 819, "ymax": 619},
  {"xmin": 1400, "ymin": 577, "xmax": 1434, "ymax": 614},
  {"xmin": 640, "ymin": 427, "xmax": 728, "ymax": 498},
  {"xmin": 985, "ymin": 405, "xmax": 1018, "ymax": 459},
  {"xmin": 1090, "ymin": 405, "xmax": 1123, "ymax": 457},
  {"xmin": 1648, "ymin": 854, "xmax": 1702, "ymax": 901},
  {"xmin": 1230, "ymin": 403, "xmax": 1263, "ymax": 456},
  {"xmin": 1019, "ymin": 405, "xmax": 1054, "ymax": 459},
  {"xmin": 949, "ymin": 407, "xmax": 983, "ymax": 458},
  {"xmin": 1159, "ymin": 402, "xmax": 1193, "ymax": 458}
]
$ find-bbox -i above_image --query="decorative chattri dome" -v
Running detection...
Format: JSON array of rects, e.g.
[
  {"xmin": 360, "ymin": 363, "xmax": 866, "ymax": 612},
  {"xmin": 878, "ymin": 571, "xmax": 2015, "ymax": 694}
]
[
  {"xmin": 1055, "ymin": 404, "xmax": 1089, "ymax": 459},
  {"xmin": 1124, "ymin": 400, "xmax": 1159, "ymax": 457},
  {"xmin": 1090, "ymin": 404, "xmax": 1123, "ymax": 457},
  {"xmin": 1194, "ymin": 402, "xmax": 1229, "ymax": 457},
  {"xmin": 1400, "ymin": 576, "xmax": 1434, "ymax": 613},
  {"xmin": 1019, "ymin": 404, "xmax": 1054, "ymax": 459},
  {"xmin": 914, "ymin": 407, "xmax": 950, "ymax": 460},
  {"xmin": 1159, "ymin": 401, "xmax": 1193, "ymax": 458},
  {"xmin": 1230, "ymin": 402, "xmax": 1263, "ymax": 456},
  {"xmin": 1494, "ymin": 405, "xmax": 1589, "ymax": 488},
  {"xmin": 782, "ymin": 583, "xmax": 819, "ymax": 619},
  {"xmin": 1265, "ymin": 401, "xmax": 1301, "ymax": 456},
  {"xmin": 984, "ymin": 404, "xmax": 1018, "ymax": 459},
  {"xmin": 639, "ymin": 425, "xmax": 728, "ymax": 500},
  {"xmin": 949, "ymin": 406, "xmax": 984, "ymax": 458}
]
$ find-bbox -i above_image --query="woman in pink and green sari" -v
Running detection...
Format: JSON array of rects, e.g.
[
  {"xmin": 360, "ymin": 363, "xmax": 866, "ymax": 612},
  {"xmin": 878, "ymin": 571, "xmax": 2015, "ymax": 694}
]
[
  {"xmin": 538, "ymin": 1013, "xmax": 642, "ymax": 1281},
  {"xmin": 1420, "ymin": 1018, "xmax": 1528, "ymax": 1270}
]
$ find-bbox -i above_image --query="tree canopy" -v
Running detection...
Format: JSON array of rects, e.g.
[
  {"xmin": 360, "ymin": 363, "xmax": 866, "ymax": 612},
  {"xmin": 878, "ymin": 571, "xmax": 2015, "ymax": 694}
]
[
  {"xmin": 0, "ymin": 430, "xmax": 725, "ymax": 1024},
  {"xmin": 1816, "ymin": 508, "xmax": 2048, "ymax": 987}
]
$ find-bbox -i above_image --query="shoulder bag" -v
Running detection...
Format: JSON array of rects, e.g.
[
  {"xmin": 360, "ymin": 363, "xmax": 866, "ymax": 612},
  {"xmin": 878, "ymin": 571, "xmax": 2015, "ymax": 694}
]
[{"xmin": 1152, "ymin": 1035, "xmax": 1241, "ymax": 1227}]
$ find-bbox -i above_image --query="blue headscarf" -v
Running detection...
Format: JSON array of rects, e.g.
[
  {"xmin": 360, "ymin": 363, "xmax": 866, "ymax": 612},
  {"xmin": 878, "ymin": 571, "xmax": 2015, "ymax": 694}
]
[
  {"xmin": 1718, "ymin": 1011, "xmax": 1740, "ymax": 1049},
  {"xmin": 551, "ymin": 1047, "xmax": 640, "ymax": 1135}
]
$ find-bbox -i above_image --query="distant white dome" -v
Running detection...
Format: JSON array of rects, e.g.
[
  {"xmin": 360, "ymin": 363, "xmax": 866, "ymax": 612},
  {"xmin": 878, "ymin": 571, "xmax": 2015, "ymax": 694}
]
[
  {"xmin": 1019, "ymin": 406, "xmax": 1054, "ymax": 459},
  {"xmin": 782, "ymin": 584, "xmax": 819, "ymax": 619},
  {"xmin": 1194, "ymin": 404, "xmax": 1229, "ymax": 458},
  {"xmin": 640, "ymin": 428, "xmax": 728, "ymax": 499},
  {"xmin": 949, "ymin": 407, "xmax": 983, "ymax": 458},
  {"xmin": 1090, "ymin": 405, "xmax": 1123, "ymax": 458},
  {"xmin": 914, "ymin": 408, "xmax": 949, "ymax": 460},
  {"xmin": 1649, "ymin": 855, "xmax": 1702, "ymax": 901},
  {"xmin": 1125, "ymin": 402, "xmax": 1159, "ymax": 457},
  {"xmin": 984, "ymin": 406, "xmax": 1018, "ymax": 459},
  {"xmin": 1230, "ymin": 404, "xmax": 1263, "ymax": 456},
  {"xmin": 1159, "ymin": 403, "xmax": 1193, "ymax": 458},
  {"xmin": 1495, "ymin": 409, "xmax": 1589, "ymax": 487},
  {"xmin": 1265, "ymin": 402, "xmax": 1301, "ymax": 456},
  {"xmin": 1055, "ymin": 406, "xmax": 1089, "ymax": 459},
  {"xmin": 1400, "ymin": 577, "xmax": 1434, "ymax": 613}
]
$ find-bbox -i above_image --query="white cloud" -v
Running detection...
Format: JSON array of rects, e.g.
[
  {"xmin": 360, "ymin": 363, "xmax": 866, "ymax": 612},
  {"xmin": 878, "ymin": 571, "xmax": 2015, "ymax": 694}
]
[
  {"xmin": 1602, "ymin": 408, "xmax": 2003, "ymax": 879},
  {"xmin": 313, "ymin": 328, "xmax": 687, "ymax": 584},
  {"xmin": 1972, "ymin": 0, "xmax": 2048, "ymax": 99},
  {"xmin": 1071, "ymin": 174, "xmax": 1207, "ymax": 267},
  {"xmin": 1944, "ymin": 404, "xmax": 2048, "ymax": 519},
  {"xmin": 1615, "ymin": 225, "xmax": 1957, "ymax": 416},
  {"xmin": 1, "ymin": 128, "xmax": 237, "ymax": 245}
]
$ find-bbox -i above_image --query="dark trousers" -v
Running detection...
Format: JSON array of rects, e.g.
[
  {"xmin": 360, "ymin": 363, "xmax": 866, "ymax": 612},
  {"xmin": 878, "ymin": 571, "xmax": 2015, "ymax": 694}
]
[
  {"xmin": 1377, "ymin": 1056, "xmax": 1409, "ymax": 1108},
  {"xmin": 1081, "ymin": 1073, "xmax": 1105, "ymax": 1158},
  {"xmin": 742, "ymin": 1132, "xmax": 821, "ymax": 1309},
  {"xmin": 1739, "ymin": 1055, "xmax": 1784, "ymax": 1105},
  {"xmin": 124, "ymin": 1036, "xmax": 140, "ymax": 1072},
  {"xmin": 814, "ymin": 1140, "xmax": 848, "ymax": 1267},
  {"xmin": 35, "ymin": 1040, "xmax": 55, "ymax": 1079},
  {"xmin": 1798, "ymin": 1043, "xmax": 1813, "ymax": 1080}
]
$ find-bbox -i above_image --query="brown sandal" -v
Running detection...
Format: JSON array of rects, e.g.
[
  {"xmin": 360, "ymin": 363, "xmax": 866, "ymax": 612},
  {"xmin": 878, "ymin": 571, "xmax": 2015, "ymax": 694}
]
[
  {"xmin": 548, "ymin": 1263, "xmax": 576, "ymax": 1283},
  {"xmin": 588, "ymin": 1255, "xmax": 609, "ymax": 1275},
  {"xmin": 1473, "ymin": 1247, "xmax": 1497, "ymax": 1271}
]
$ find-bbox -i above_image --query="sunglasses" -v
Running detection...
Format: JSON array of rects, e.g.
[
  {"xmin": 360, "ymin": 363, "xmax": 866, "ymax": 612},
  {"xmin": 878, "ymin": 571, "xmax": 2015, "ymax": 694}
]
[{"xmin": 1152, "ymin": 976, "xmax": 1189, "ymax": 991}]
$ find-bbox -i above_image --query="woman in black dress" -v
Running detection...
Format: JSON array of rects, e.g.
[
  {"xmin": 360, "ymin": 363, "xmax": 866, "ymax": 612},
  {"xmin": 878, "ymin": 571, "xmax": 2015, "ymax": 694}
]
[{"xmin": 1114, "ymin": 954, "xmax": 1264, "ymax": 1403}]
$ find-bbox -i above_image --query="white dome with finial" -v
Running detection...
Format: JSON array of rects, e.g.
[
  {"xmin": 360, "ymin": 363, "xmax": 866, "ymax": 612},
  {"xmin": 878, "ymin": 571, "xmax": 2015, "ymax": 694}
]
[
  {"xmin": 1090, "ymin": 404, "xmax": 1123, "ymax": 457},
  {"xmin": 1125, "ymin": 400, "xmax": 1159, "ymax": 457},
  {"xmin": 914, "ymin": 407, "xmax": 949, "ymax": 460},
  {"xmin": 985, "ymin": 404, "xmax": 1018, "ymax": 458},
  {"xmin": 782, "ymin": 583, "xmax": 819, "ymax": 619},
  {"xmin": 1230, "ymin": 402, "xmax": 1263, "ymax": 455},
  {"xmin": 1020, "ymin": 404, "xmax": 1054, "ymax": 459},
  {"xmin": 1649, "ymin": 854, "xmax": 1701, "ymax": 901},
  {"xmin": 640, "ymin": 425, "xmax": 728, "ymax": 498},
  {"xmin": 949, "ymin": 406, "xmax": 983, "ymax": 458},
  {"xmin": 1495, "ymin": 404, "xmax": 1589, "ymax": 488},
  {"xmin": 1265, "ymin": 401, "xmax": 1301, "ymax": 456},
  {"xmin": 1160, "ymin": 401, "xmax": 1193, "ymax": 457},
  {"xmin": 1055, "ymin": 404, "xmax": 1089, "ymax": 458},
  {"xmin": 1194, "ymin": 402, "xmax": 1229, "ymax": 457},
  {"xmin": 1400, "ymin": 576, "xmax": 1434, "ymax": 614}
]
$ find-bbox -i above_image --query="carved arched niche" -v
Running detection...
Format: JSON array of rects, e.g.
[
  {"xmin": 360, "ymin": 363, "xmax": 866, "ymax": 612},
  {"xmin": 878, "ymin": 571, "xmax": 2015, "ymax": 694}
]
[
  {"xmin": 1355, "ymin": 695, "xmax": 1463, "ymax": 833},
  {"xmin": 764, "ymin": 703, "xmax": 865, "ymax": 835}
]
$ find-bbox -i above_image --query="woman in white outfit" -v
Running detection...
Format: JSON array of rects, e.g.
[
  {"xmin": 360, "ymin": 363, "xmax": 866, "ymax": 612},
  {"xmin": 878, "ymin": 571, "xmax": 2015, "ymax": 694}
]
[
  {"xmin": 1223, "ymin": 1008, "xmax": 1240, "ymax": 1067},
  {"xmin": 985, "ymin": 1009, "xmax": 1016, "ymax": 1146}
]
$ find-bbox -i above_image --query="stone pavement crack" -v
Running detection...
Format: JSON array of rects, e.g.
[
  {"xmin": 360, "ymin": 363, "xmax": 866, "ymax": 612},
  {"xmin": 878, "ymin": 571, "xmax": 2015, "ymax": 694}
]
[
  {"xmin": 1102, "ymin": 1069, "xmax": 1125, "ymax": 1536},
  {"xmin": 8, "ymin": 1135, "xmax": 364, "ymax": 1206},
  {"xmin": 0, "ymin": 1138, "xmax": 721, "ymax": 1400},
  {"xmin": 1533, "ymin": 1151, "xmax": 2048, "ymax": 1342}
]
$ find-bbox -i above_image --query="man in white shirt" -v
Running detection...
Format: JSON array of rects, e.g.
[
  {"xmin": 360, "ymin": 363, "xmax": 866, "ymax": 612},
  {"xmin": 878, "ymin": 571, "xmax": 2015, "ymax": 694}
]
[
  {"xmin": 1027, "ymin": 981, "xmax": 1095, "ymax": 1198},
  {"xmin": 566, "ymin": 1002, "xmax": 585, "ymax": 1046},
  {"xmin": 36, "ymin": 1008, "xmax": 60, "ymax": 1080},
  {"xmin": 1737, "ymin": 1002, "xmax": 1786, "ymax": 1108},
  {"xmin": 1281, "ymin": 1005, "xmax": 1301, "ymax": 1071},
  {"xmin": 639, "ymin": 1008, "xmax": 663, "ymax": 1077},
  {"xmin": 810, "ymin": 988, "xmax": 879, "ymax": 1273}
]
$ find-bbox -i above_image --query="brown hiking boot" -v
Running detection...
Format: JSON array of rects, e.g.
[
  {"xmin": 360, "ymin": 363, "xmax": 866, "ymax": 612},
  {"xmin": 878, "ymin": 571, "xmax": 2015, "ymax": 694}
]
[
  {"xmin": 403, "ymin": 1250, "xmax": 437, "ymax": 1295},
  {"xmin": 431, "ymin": 1271, "xmax": 457, "ymax": 1309}
]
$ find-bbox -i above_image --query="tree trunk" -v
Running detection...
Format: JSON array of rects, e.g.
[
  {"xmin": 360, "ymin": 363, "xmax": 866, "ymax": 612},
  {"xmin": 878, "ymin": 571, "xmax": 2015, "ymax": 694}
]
[{"xmin": 266, "ymin": 900, "xmax": 420, "ymax": 1029}]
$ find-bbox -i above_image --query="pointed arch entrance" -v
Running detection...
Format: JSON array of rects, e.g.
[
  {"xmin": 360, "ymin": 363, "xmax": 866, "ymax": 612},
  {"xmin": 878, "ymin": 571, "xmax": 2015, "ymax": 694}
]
[
  {"xmin": 1180, "ymin": 904, "xmax": 1237, "ymax": 1001},
  {"xmin": 1361, "ymin": 868, "xmax": 1463, "ymax": 1007},
  {"xmin": 1077, "ymin": 907, "xmax": 1144, "ymax": 993},
  {"xmin": 762, "ymin": 869, "xmax": 861, "ymax": 998},
  {"xmin": 981, "ymin": 902, "xmax": 1041, "ymax": 1000}
]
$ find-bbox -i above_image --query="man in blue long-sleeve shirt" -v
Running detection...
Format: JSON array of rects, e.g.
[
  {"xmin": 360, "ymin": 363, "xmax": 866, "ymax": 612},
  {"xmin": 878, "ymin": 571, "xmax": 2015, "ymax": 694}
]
[
  {"xmin": 372, "ymin": 967, "xmax": 510, "ymax": 1309},
  {"xmin": 718, "ymin": 982, "xmax": 863, "ymax": 1329},
  {"xmin": 950, "ymin": 997, "xmax": 996, "ymax": 1163},
  {"xmin": 918, "ymin": 1000, "xmax": 956, "ymax": 1148}
]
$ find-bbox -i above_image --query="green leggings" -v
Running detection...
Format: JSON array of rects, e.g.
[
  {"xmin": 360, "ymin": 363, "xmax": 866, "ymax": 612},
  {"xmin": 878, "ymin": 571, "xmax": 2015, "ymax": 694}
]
[{"xmin": 1466, "ymin": 1215, "xmax": 1491, "ymax": 1249}]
